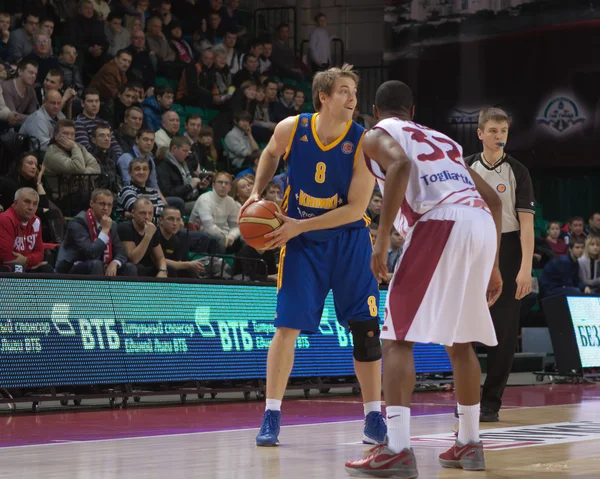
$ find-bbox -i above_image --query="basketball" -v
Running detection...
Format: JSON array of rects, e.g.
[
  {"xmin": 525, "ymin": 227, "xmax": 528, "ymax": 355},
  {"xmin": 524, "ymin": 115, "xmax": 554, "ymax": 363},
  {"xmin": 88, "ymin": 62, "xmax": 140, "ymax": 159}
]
[{"xmin": 239, "ymin": 200, "xmax": 283, "ymax": 249}]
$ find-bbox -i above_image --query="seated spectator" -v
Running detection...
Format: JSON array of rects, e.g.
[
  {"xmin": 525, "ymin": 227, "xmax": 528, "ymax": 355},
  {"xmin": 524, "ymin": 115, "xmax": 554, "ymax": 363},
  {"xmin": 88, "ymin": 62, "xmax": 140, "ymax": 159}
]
[
  {"xmin": 146, "ymin": 15, "xmax": 179, "ymax": 79},
  {"xmin": 190, "ymin": 171, "xmax": 241, "ymax": 252},
  {"xmin": 270, "ymin": 84, "xmax": 295, "ymax": 123},
  {"xmin": 63, "ymin": 0, "xmax": 108, "ymax": 82},
  {"xmin": 224, "ymin": 110, "xmax": 260, "ymax": 169},
  {"xmin": 23, "ymin": 32, "xmax": 59, "ymax": 89},
  {"xmin": 231, "ymin": 174, "xmax": 254, "ymax": 206},
  {"xmin": 262, "ymin": 181, "xmax": 281, "ymax": 205},
  {"xmin": 166, "ymin": 20, "xmax": 193, "ymax": 64},
  {"xmin": 39, "ymin": 18, "xmax": 56, "ymax": 56},
  {"xmin": 183, "ymin": 115, "xmax": 208, "ymax": 173},
  {"xmin": 293, "ymin": 90, "xmax": 305, "ymax": 114},
  {"xmin": 88, "ymin": 49, "xmax": 132, "ymax": 101},
  {"xmin": 118, "ymin": 197, "xmax": 168, "ymax": 277},
  {"xmin": 0, "ymin": 187, "xmax": 55, "ymax": 273},
  {"xmin": 545, "ymin": 221, "xmax": 568, "ymax": 256},
  {"xmin": 56, "ymin": 189, "xmax": 136, "ymax": 276},
  {"xmin": 205, "ymin": 11, "xmax": 226, "ymax": 48},
  {"xmin": 0, "ymin": 152, "xmax": 63, "ymax": 243},
  {"xmin": 369, "ymin": 222, "xmax": 379, "ymax": 246},
  {"xmin": 38, "ymin": 69, "xmax": 77, "ymax": 117},
  {"xmin": 43, "ymin": 119, "xmax": 101, "ymax": 181},
  {"xmin": 58, "ymin": 44, "xmax": 84, "ymax": 93},
  {"xmin": 240, "ymin": 39, "xmax": 263, "ymax": 69},
  {"xmin": 106, "ymin": 12, "xmax": 131, "ymax": 57},
  {"xmin": 159, "ymin": 0, "xmax": 178, "ymax": 27},
  {"xmin": 125, "ymin": 29, "xmax": 156, "ymax": 90},
  {"xmin": 189, "ymin": 125, "xmax": 219, "ymax": 173},
  {"xmin": 259, "ymin": 40, "xmax": 273, "ymax": 75},
  {"xmin": 0, "ymin": 12, "xmax": 11, "ymax": 63},
  {"xmin": 8, "ymin": 13, "xmax": 38, "ymax": 63},
  {"xmin": 565, "ymin": 216, "xmax": 587, "ymax": 244},
  {"xmin": 233, "ymin": 243, "xmax": 278, "ymax": 282},
  {"xmin": 117, "ymin": 157, "xmax": 164, "ymax": 219},
  {"xmin": 533, "ymin": 236, "xmax": 554, "ymax": 269},
  {"xmin": 271, "ymin": 23, "xmax": 305, "ymax": 83},
  {"xmin": 252, "ymin": 84, "xmax": 275, "ymax": 143},
  {"xmin": 588, "ymin": 212, "xmax": 600, "ymax": 237},
  {"xmin": 211, "ymin": 44, "xmax": 235, "ymax": 108},
  {"xmin": 2, "ymin": 58, "xmax": 39, "ymax": 125},
  {"xmin": 100, "ymin": 84, "xmax": 138, "ymax": 131},
  {"xmin": 177, "ymin": 52, "xmax": 214, "ymax": 108},
  {"xmin": 154, "ymin": 110, "xmax": 181, "ymax": 149},
  {"xmin": 190, "ymin": 21, "xmax": 212, "ymax": 55},
  {"xmin": 578, "ymin": 236, "xmax": 600, "ymax": 294},
  {"xmin": 232, "ymin": 53, "xmax": 259, "ymax": 88},
  {"xmin": 19, "ymin": 90, "xmax": 65, "ymax": 152},
  {"xmin": 142, "ymin": 85, "xmax": 174, "ymax": 132},
  {"xmin": 231, "ymin": 80, "xmax": 256, "ymax": 114},
  {"xmin": 367, "ymin": 190, "xmax": 382, "ymax": 223},
  {"xmin": 90, "ymin": 125, "xmax": 122, "ymax": 194},
  {"xmin": 158, "ymin": 205, "xmax": 206, "ymax": 278},
  {"xmin": 157, "ymin": 135, "xmax": 206, "ymax": 215},
  {"xmin": 114, "ymin": 105, "xmax": 143, "ymax": 152},
  {"xmin": 74, "ymin": 87, "xmax": 123, "ymax": 156},
  {"xmin": 386, "ymin": 227, "xmax": 404, "ymax": 279},
  {"xmin": 540, "ymin": 238, "xmax": 587, "ymax": 297},
  {"xmin": 117, "ymin": 127, "xmax": 160, "ymax": 188}
]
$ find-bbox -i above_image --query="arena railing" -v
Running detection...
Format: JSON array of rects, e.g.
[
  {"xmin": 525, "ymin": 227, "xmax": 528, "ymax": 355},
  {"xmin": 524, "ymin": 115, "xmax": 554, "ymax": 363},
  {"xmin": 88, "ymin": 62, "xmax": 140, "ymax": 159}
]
[{"xmin": 253, "ymin": 7, "xmax": 297, "ymax": 53}]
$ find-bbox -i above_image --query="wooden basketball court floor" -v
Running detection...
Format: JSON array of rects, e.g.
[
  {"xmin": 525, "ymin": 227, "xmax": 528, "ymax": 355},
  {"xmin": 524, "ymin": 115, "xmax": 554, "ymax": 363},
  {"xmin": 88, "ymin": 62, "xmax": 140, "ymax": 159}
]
[{"xmin": 2, "ymin": 384, "xmax": 600, "ymax": 478}]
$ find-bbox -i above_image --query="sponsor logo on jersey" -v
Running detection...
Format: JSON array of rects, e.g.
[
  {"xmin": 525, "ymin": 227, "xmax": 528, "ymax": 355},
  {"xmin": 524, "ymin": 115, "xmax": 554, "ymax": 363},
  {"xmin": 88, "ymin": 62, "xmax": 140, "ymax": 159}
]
[
  {"xmin": 537, "ymin": 96, "xmax": 585, "ymax": 133},
  {"xmin": 496, "ymin": 183, "xmax": 506, "ymax": 193},
  {"xmin": 301, "ymin": 117, "xmax": 309, "ymax": 127},
  {"xmin": 298, "ymin": 189, "xmax": 341, "ymax": 210},
  {"xmin": 300, "ymin": 135, "xmax": 308, "ymax": 142},
  {"xmin": 420, "ymin": 170, "xmax": 474, "ymax": 187},
  {"xmin": 341, "ymin": 141, "xmax": 354, "ymax": 154}
]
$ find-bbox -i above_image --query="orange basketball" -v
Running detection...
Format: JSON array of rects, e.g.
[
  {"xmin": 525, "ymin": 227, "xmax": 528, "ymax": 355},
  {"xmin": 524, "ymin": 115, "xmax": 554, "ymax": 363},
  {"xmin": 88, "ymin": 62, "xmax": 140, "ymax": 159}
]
[{"xmin": 239, "ymin": 200, "xmax": 283, "ymax": 249}]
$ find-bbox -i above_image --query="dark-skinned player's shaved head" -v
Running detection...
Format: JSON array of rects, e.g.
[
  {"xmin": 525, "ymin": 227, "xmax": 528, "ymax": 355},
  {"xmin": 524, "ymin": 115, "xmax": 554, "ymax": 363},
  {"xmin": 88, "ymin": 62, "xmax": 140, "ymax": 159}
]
[{"xmin": 374, "ymin": 80, "xmax": 414, "ymax": 116}]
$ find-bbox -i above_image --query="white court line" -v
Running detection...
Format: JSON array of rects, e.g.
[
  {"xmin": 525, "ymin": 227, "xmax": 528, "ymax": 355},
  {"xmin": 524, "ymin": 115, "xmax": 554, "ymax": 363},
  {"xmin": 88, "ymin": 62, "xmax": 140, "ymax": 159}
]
[{"xmin": 0, "ymin": 401, "xmax": 592, "ymax": 450}]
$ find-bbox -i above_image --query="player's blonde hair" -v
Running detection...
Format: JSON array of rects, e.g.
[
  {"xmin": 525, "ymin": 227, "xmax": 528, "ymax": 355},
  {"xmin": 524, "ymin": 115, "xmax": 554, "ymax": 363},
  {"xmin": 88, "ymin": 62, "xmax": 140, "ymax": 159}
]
[{"xmin": 312, "ymin": 63, "xmax": 359, "ymax": 112}]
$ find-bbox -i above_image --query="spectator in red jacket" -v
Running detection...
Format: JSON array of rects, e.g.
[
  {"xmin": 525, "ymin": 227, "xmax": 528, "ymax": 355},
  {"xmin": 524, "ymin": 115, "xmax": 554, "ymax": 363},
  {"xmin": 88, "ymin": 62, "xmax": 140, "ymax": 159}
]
[{"xmin": 0, "ymin": 187, "xmax": 55, "ymax": 273}]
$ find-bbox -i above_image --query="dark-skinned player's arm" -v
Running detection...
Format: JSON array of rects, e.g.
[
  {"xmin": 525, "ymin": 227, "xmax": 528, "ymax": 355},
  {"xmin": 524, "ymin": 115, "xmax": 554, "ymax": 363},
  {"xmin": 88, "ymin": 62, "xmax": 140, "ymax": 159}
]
[
  {"xmin": 238, "ymin": 116, "xmax": 298, "ymax": 221},
  {"xmin": 467, "ymin": 166, "xmax": 504, "ymax": 306},
  {"xmin": 360, "ymin": 128, "xmax": 411, "ymax": 283},
  {"xmin": 263, "ymin": 133, "xmax": 376, "ymax": 249}
]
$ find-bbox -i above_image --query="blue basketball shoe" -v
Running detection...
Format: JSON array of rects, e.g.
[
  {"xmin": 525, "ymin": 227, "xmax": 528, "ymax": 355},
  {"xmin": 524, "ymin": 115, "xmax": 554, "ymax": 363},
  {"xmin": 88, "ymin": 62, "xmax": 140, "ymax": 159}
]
[
  {"xmin": 256, "ymin": 410, "xmax": 281, "ymax": 446},
  {"xmin": 362, "ymin": 411, "xmax": 387, "ymax": 445}
]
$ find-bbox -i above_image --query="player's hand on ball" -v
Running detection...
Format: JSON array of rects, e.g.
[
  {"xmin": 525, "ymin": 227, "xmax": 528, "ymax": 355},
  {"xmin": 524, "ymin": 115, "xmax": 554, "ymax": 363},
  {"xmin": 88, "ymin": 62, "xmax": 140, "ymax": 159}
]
[
  {"xmin": 487, "ymin": 266, "xmax": 503, "ymax": 307},
  {"xmin": 263, "ymin": 213, "xmax": 302, "ymax": 249},
  {"xmin": 238, "ymin": 193, "xmax": 262, "ymax": 223},
  {"xmin": 371, "ymin": 236, "xmax": 389, "ymax": 283}
]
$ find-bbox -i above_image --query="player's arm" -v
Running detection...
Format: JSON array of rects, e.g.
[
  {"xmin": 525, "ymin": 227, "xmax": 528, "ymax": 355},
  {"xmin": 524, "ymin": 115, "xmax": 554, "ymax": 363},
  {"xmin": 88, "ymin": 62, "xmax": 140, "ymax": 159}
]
[
  {"xmin": 467, "ymin": 167, "xmax": 502, "ymax": 269},
  {"xmin": 361, "ymin": 128, "xmax": 411, "ymax": 282},
  {"xmin": 517, "ymin": 211, "xmax": 534, "ymax": 299},
  {"xmin": 247, "ymin": 116, "xmax": 297, "ymax": 200}
]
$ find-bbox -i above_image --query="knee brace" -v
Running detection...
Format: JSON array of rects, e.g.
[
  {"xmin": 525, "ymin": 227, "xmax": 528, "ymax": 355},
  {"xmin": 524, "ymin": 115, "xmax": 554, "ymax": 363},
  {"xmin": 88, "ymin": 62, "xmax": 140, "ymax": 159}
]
[{"xmin": 349, "ymin": 318, "xmax": 382, "ymax": 362}]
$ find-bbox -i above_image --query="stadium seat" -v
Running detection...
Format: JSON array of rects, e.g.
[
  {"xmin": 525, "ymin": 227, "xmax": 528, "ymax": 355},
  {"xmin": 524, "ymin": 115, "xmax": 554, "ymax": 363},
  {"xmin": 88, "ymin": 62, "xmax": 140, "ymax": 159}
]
[{"xmin": 203, "ymin": 108, "xmax": 220, "ymax": 124}]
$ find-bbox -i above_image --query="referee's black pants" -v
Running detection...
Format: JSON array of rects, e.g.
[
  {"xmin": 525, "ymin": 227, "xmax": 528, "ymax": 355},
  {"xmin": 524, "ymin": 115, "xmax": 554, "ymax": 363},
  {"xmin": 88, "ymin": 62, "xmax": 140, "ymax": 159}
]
[{"xmin": 481, "ymin": 231, "xmax": 522, "ymax": 413}]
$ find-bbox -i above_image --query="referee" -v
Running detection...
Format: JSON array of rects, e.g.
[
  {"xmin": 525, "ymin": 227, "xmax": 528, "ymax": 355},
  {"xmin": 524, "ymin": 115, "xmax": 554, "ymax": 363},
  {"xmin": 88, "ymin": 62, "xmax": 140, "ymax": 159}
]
[{"xmin": 465, "ymin": 107, "xmax": 535, "ymax": 422}]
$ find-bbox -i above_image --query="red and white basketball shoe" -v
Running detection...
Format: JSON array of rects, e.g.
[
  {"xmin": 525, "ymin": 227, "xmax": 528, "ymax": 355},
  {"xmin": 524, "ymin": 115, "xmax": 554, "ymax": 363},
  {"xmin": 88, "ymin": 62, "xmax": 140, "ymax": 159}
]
[
  {"xmin": 345, "ymin": 443, "xmax": 418, "ymax": 478},
  {"xmin": 438, "ymin": 440, "xmax": 486, "ymax": 470}
]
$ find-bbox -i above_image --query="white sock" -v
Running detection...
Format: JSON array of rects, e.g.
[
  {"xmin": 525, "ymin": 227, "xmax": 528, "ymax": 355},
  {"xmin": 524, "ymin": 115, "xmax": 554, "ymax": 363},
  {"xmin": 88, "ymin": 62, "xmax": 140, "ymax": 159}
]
[
  {"xmin": 364, "ymin": 401, "xmax": 381, "ymax": 416},
  {"xmin": 386, "ymin": 406, "xmax": 410, "ymax": 453},
  {"xmin": 265, "ymin": 399, "xmax": 282, "ymax": 412},
  {"xmin": 457, "ymin": 403, "xmax": 480, "ymax": 444}
]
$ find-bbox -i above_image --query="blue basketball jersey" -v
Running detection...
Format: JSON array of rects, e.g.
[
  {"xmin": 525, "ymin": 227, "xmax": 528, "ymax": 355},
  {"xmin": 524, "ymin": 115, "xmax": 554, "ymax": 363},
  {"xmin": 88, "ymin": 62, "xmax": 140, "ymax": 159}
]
[{"xmin": 281, "ymin": 113, "xmax": 370, "ymax": 242}]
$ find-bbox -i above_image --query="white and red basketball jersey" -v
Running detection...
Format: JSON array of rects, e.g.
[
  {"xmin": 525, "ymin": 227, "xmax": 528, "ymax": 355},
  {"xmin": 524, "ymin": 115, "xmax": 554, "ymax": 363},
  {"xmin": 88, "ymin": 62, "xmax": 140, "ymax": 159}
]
[{"xmin": 367, "ymin": 118, "xmax": 489, "ymax": 234}]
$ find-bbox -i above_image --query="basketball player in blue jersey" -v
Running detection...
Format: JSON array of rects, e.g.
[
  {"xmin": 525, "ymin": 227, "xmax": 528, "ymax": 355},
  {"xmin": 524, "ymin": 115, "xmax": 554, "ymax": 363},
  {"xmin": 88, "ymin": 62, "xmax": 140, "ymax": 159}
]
[{"xmin": 239, "ymin": 64, "xmax": 387, "ymax": 447}]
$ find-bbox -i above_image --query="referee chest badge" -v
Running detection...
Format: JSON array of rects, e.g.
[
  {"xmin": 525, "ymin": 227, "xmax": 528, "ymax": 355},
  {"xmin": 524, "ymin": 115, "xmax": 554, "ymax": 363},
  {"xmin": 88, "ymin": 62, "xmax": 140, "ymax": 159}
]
[{"xmin": 496, "ymin": 184, "xmax": 507, "ymax": 193}]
